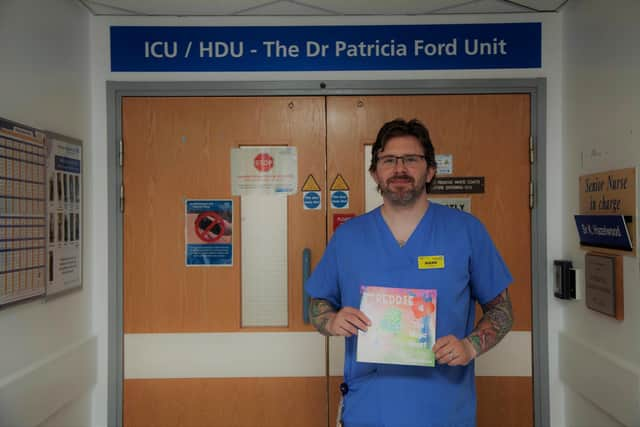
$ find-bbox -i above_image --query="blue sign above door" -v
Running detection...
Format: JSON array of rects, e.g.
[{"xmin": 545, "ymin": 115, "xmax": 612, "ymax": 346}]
[{"xmin": 110, "ymin": 23, "xmax": 541, "ymax": 72}]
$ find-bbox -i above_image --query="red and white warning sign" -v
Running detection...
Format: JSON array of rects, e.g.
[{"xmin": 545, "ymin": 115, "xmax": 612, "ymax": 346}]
[
  {"xmin": 253, "ymin": 152, "xmax": 274, "ymax": 172},
  {"xmin": 333, "ymin": 213, "xmax": 355, "ymax": 231},
  {"xmin": 194, "ymin": 211, "xmax": 228, "ymax": 242},
  {"xmin": 231, "ymin": 146, "xmax": 298, "ymax": 196}
]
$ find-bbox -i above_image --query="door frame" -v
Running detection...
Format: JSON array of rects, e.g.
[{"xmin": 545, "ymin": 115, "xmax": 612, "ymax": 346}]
[{"xmin": 107, "ymin": 79, "xmax": 549, "ymax": 427}]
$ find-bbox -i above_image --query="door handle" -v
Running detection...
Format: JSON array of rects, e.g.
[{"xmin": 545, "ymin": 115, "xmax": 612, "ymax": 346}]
[{"xmin": 302, "ymin": 248, "xmax": 311, "ymax": 324}]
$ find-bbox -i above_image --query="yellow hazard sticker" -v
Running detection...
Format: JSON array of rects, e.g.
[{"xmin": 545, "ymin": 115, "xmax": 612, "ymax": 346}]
[
  {"xmin": 330, "ymin": 174, "xmax": 350, "ymax": 191},
  {"xmin": 418, "ymin": 255, "xmax": 445, "ymax": 269},
  {"xmin": 301, "ymin": 174, "xmax": 321, "ymax": 192}
]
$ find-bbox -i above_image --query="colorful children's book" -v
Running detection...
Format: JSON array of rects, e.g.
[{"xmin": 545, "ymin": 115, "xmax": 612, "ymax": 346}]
[{"xmin": 357, "ymin": 285, "xmax": 437, "ymax": 367}]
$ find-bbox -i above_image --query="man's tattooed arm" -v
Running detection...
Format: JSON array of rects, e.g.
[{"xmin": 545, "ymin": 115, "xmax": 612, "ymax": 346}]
[
  {"xmin": 465, "ymin": 289, "xmax": 514, "ymax": 358},
  {"xmin": 309, "ymin": 298, "xmax": 337, "ymax": 336}
]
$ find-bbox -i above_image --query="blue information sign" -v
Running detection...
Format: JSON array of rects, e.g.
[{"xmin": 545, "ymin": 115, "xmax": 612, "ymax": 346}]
[
  {"xmin": 55, "ymin": 155, "xmax": 81, "ymax": 174},
  {"xmin": 303, "ymin": 191, "xmax": 321, "ymax": 210},
  {"xmin": 111, "ymin": 23, "xmax": 541, "ymax": 72},
  {"xmin": 331, "ymin": 191, "xmax": 348, "ymax": 209},
  {"xmin": 574, "ymin": 215, "xmax": 633, "ymax": 251}
]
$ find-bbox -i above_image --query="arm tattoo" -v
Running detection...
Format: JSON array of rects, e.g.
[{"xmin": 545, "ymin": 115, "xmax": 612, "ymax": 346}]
[
  {"xmin": 466, "ymin": 289, "xmax": 514, "ymax": 358},
  {"xmin": 309, "ymin": 298, "xmax": 337, "ymax": 336}
]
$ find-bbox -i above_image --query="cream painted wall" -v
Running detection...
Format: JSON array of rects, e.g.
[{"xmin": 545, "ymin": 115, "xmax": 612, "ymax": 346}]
[
  {"xmin": 561, "ymin": 1, "xmax": 640, "ymax": 426},
  {"xmin": 0, "ymin": 1, "xmax": 95, "ymax": 427},
  {"xmin": 91, "ymin": 13, "xmax": 564, "ymax": 427},
  {"xmin": 8, "ymin": 4, "xmax": 637, "ymax": 425}
]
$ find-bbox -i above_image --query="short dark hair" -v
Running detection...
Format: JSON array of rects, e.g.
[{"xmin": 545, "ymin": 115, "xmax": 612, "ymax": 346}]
[{"xmin": 369, "ymin": 118, "xmax": 437, "ymax": 192}]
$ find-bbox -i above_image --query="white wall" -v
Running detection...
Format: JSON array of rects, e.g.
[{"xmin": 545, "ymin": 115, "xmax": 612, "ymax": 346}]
[
  {"xmin": 561, "ymin": 1, "xmax": 640, "ymax": 426},
  {"xmin": 0, "ymin": 1, "xmax": 95, "ymax": 427},
  {"xmin": 90, "ymin": 12, "xmax": 564, "ymax": 427}
]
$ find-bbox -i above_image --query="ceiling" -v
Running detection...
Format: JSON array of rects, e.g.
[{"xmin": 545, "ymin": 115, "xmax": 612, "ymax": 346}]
[{"xmin": 78, "ymin": 0, "xmax": 568, "ymax": 16}]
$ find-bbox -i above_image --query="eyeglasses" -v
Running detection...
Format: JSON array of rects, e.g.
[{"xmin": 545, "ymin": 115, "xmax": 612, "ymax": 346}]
[{"xmin": 377, "ymin": 154, "xmax": 426, "ymax": 169}]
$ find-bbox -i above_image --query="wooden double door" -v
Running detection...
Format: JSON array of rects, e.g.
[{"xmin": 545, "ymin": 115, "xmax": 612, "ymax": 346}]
[{"xmin": 122, "ymin": 94, "xmax": 533, "ymax": 427}]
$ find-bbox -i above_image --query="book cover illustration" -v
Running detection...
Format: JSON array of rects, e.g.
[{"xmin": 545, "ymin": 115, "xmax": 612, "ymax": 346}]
[{"xmin": 357, "ymin": 286, "xmax": 437, "ymax": 367}]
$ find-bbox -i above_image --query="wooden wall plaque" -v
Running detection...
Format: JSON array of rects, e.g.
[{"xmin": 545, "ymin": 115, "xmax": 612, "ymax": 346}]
[
  {"xmin": 585, "ymin": 252, "xmax": 623, "ymax": 320},
  {"xmin": 579, "ymin": 168, "xmax": 636, "ymax": 256}
]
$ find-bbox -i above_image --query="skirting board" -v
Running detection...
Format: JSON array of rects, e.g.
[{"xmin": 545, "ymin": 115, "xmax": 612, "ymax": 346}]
[
  {"xmin": 559, "ymin": 331, "xmax": 640, "ymax": 426},
  {"xmin": 0, "ymin": 336, "xmax": 97, "ymax": 427}
]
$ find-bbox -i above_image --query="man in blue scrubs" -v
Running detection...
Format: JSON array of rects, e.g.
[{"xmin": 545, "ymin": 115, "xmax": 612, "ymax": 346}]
[{"xmin": 306, "ymin": 118, "xmax": 514, "ymax": 427}]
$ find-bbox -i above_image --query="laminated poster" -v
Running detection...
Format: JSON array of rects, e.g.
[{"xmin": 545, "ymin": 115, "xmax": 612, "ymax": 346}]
[
  {"xmin": 357, "ymin": 286, "xmax": 437, "ymax": 367},
  {"xmin": 46, "ymin": 136, "xmax": 82, "ymax": 297},
  {"xmin": 230, "ymin": 147, "xmax": 297, "ymax": 196},
  {"xmin": 185, "ymin": 199, "xmax": 233, "ymax": 266}
]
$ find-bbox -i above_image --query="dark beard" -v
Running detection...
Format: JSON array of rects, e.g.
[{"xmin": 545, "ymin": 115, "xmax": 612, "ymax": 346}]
[{"xmin": 380, "ymin": 175, "xmax": 422, "ymax": 206}]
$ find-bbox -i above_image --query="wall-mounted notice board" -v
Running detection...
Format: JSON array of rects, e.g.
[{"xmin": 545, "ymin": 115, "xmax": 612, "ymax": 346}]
[
  {"xmin": 0, "ymin": 118, "xmax": 47, "ymax": 306},
  {"xmin": 44, "ymin": 132, "xmax": 82, "ymax": 298}
]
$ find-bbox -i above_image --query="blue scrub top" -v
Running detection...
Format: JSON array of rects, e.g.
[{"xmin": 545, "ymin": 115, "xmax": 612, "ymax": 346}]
[{"xmin": 305, "ymin": 203, "xmax": 512, "ymax": 427}]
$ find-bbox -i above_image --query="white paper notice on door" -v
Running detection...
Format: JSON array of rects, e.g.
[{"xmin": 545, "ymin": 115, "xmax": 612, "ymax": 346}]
[
  {"xmin": 231, "ymin": 147, "xmax": 298, "ymax": 196},
  {"xmin": 240, "ymin": 194, "xmax": 288, "ymax": 327},
  {"xmin": 436, "ymin": 154, "xmax": 453, "ymax": 175}
]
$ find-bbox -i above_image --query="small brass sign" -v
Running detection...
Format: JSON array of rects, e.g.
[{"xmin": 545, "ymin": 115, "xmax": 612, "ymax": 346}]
[{"xmin": 585, "ymin": 252, "xmax": 623, "ymax": 320}]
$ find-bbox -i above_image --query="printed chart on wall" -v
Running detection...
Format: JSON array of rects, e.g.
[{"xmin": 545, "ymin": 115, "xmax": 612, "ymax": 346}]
[
  {"xmin": 45, "ymin": 133, "xmax": 82, "ymax": 297},
  {"xmin": 0, "ymin": 118, "xmax": 47, "ymax": 306},
  {"xmin": 185, "ymin": 199, "xmax": 233, "ymax": 266}
]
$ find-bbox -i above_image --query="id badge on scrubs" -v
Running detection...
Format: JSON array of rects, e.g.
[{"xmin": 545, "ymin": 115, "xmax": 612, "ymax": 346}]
[{"xmin": 418, "ymin": 255, "xmax": 445, "ymax": 269}]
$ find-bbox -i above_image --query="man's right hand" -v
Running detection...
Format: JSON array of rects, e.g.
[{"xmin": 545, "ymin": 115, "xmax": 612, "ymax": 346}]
[{"xmin": 326, "ymin": 307, "xmax": 371, "ymax": 337}]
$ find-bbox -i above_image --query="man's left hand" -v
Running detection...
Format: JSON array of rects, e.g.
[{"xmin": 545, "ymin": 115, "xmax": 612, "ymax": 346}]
[{"xmin": 433, "ymin": 335, "xmax": 477, "ymax": 366}]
